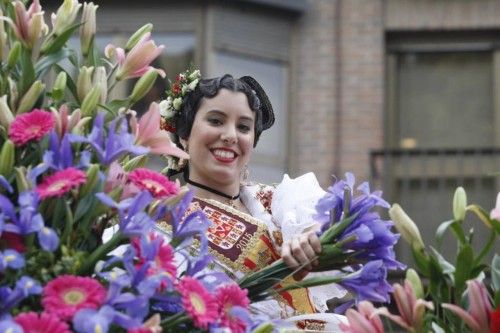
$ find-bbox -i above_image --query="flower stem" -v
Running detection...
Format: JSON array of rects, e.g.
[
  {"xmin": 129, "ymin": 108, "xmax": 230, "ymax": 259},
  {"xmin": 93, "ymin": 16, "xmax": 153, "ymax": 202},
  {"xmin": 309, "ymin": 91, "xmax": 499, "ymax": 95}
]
[{"xmin": 77, "ymin": 231, "xmax": 127, "ymax": 275}]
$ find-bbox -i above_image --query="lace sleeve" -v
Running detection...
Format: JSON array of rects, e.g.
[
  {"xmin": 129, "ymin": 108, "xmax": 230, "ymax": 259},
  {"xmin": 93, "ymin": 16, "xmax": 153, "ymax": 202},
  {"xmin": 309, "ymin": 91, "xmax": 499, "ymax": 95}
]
[{"xmin": 270, "ymin": 173, "xmax": 326, "ymax": 244}]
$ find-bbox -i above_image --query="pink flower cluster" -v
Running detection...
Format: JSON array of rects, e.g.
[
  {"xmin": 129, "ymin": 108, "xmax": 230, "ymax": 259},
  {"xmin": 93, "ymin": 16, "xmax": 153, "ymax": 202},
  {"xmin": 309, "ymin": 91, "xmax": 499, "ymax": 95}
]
[{"xmin": 177, "ymin": 278, "xmax": 250, "ymax": 332}]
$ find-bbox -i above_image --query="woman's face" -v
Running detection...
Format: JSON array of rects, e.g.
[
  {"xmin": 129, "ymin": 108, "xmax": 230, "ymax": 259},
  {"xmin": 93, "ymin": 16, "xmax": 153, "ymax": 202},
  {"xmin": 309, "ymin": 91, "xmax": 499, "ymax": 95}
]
[{"xmin": 184, "ymin": 89, "xmax": 255, "ymax": 189}]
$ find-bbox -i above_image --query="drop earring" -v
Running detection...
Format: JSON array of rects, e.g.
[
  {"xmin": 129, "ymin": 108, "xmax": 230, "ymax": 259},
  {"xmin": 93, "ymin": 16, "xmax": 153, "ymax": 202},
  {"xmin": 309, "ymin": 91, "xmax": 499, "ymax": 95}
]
[{"xmin": 241, "ymin": 164, "xmax": 249, "ymax": 183}]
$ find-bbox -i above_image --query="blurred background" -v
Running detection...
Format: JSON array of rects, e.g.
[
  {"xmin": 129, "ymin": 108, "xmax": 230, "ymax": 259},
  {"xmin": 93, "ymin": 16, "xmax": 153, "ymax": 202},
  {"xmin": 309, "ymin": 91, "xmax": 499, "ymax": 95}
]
[{"xmin": 46, "ymin": 0, "xmax": 500, "ymax": 265}]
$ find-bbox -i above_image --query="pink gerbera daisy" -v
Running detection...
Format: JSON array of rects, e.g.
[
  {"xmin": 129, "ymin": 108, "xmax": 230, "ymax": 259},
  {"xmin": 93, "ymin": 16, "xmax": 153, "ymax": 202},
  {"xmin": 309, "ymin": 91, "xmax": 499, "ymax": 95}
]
[
  {"xmin": 15, "ymin": 312, "xmax": 72, "ymax": 333},
  {"xmin": 177, "ymin": 277, "xmax": 219, "ymax": 330},
  {"xmin": 215, "ymin": 284, "xmax": 250, "ymax": 333},
  {"xmin": 9, "ymin": 109, "xmax": 55, "ymax": 146},
  {"xmin": 128, "ymin": 168, "xmax": 179, "ymax": 198},
  {"xmin": 42, "ymin": 275, "xmax": 107, "ymax": 321},
  {"xmin": 36, "ymin": 167, "xmax": 87, "ymax": 199}
]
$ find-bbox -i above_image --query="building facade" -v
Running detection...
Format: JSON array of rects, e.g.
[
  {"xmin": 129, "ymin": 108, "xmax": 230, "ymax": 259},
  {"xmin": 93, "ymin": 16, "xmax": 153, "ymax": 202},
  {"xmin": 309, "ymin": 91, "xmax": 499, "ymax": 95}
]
[{"xmin": 47, "ymin": 0, "xmax": 499, "ymax": 261}]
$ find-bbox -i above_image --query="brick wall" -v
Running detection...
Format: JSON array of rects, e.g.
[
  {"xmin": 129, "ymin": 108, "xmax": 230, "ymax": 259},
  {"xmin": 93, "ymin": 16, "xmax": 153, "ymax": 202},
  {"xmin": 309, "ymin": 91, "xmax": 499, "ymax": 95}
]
[{"xmin": 292, "ymin": 0, "xmax": 384, "ymax": 186}]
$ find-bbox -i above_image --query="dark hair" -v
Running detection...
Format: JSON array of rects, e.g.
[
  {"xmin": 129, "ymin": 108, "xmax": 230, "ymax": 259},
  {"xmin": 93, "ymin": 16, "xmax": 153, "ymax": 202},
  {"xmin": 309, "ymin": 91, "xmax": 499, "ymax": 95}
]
[{"xmin": 175, "ymin": 74, "xmax": 274, "ymax": 147}]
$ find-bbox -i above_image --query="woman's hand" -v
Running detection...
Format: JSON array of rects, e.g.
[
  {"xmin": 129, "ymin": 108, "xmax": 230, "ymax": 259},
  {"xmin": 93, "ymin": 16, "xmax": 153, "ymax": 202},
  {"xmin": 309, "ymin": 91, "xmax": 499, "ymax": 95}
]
[{"xmin": 281, "ymin": 226, "xmax": 322, "ymax": 280}]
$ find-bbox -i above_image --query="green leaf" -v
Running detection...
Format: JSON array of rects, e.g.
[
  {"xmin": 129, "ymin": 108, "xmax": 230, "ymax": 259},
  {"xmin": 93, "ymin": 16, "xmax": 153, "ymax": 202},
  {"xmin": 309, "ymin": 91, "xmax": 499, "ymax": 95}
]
[
  {"xmin": 19, "ymin": 48, "xmax": 35, "ymax": 95},
  {"xmin": 466, "ymin": 204, "xmax": 494, "ymax": 229},
  {"xmin": 41, "ymin": 23, "xmax": 83, "ymax": 55},
  {"xmin": 411, "ymin": 245, "xmax": 430, "ymax": 277},
  {"xmin": 490, "ymin": 218, "xmax": 500, "ymax": 235},
  {"xmin": 435, "ymin": 219, "xmax": 455, "ymax": 249},
  {"xmin": 493, "ymin": 254, "xmax": 500, "ymax": 292},
  {"xmin": 454, "ymin": 244, "xmax": 473, "ymax": 294},
  {"xmin": 74, "ymin": 193, "xmax": 97, "ymax": 222},
  {"xmin": 35, "ymin": 48, "xmax": 73, "ymax": 79},
  {"xmin": 320, "ymin": 212, "xmax": 358, "ymax": 244},
  {"xmin": 495, "ymin": 290, "xmax": 500, "ymax": 308},
  {"xmin": 102, "ymin": 99, "xmax": 129, "ymax": 116},
  {"xmin": 429, "ymin": 246, "xmax": 455, "ymax": 277}
]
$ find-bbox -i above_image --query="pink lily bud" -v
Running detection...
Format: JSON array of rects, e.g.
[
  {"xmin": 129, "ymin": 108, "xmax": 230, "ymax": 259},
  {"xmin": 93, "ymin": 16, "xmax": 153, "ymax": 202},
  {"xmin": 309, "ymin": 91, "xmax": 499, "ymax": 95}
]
[
  {"xmin": 491, "ymin": 192, "xmax": 500, "ymax": 220},
  {"xmin": 341, "ymin": 301, "xmax": 385, "ymax": 333},
  {"xmin": 114, "ymin": 32, "xmax": 165, "ymax": 81},
  {"xmin": 442, "ymin": 279, "xmax": 493, "ymax": 333},
  {"xmin": 80, "ymin": 2, "xmax": 98, "ymax": 57},
  {"xmin": 51, "ymin": 0, "xmax": 81, "ymax": 36},
  {"xmin": 377, "ymin": 280, "xmax": 433, "ymax": 332},
  {"xmin": 8, "ymin": 0, "xmax": 47, "ymax": 49}
]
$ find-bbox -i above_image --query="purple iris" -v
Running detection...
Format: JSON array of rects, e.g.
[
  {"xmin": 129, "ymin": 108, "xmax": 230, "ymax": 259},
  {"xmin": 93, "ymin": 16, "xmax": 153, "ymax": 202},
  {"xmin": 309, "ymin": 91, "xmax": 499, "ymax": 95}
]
[
  {"xmin": 1, "ymin": 191, "xmax": 44, "ymax": 236},
  {"xmin": 28, "ymin": 131, "xmax": 91, "ymax": 184},
  {"xmin": 69, "ymin": 113, "xmax": 148, "ymax": 165},
  {"xmin": 0, "ymin": 249, "xmax": 25, "ymax": 271},
  {"xmin": 96, "ymin": 191, "xmax": 154, "ymax": 237},
  {"xmin": 73, "ymin": 305, "xmax": 116, "ymax": 333},
  {"xmin": 0, "ymin": 276, "xmax": 41, "ymax": 315},
  {"xmin": 0, "ymin": 319, "xmax": 23, "ymax": 333},
  {"xmin": 340, "ymin": 260, "xmax": 393, "ymax": 303}
]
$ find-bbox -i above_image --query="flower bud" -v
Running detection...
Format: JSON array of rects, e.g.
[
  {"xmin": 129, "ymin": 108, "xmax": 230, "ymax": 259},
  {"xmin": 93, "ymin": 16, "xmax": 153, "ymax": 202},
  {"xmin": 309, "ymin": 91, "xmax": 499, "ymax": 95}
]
[
  {"xmin": 51, "ymin": 0, "xmax": 82, "ymax": 36},
  {"xmin": 80, "ymin": 2, "xmax": 98, "ymax": 57},
  {"xmin": 79, "ymin": 164, "xmax": 99, "ymax": 197},
  {"xmin": 453, "ymin": 186, "xmax": 467, "ymax": 222},
  {"xmin": 188, "ymin": 69, "xmax": 201, "ymax": 80},
  {"xmin": 0, "ymin": 139, "xmax": 14, "ymax": 176},
  {"xmin": 173, "ymin": 97, "xmax": 182, "ymax": 110},
  {"xmin": 77, "ymin": 66, "xmax": 94, "ymax": 102},
  {"xmin": 80, "ymin": 86, "xmax": 101, "ymax": 117},
  {"xmin": 52, "ymin": 72, "xmax": 67, "ymax": 101},
  {"xmin": 17, "ymin": 81, "xmax": 45, "ymax": 114},
  {"xmin": 405, "ymin": 268, "xmax": 424, "ymax": 299},
  {"xmin": 389, "ymin": 203, "xmax": 425, "ymax": 250},
  {"xmin": 27, "ymin": 12, "xmax": 47, "ymax": 49},
  {"xmin": 0, "ymin": 95, "xmax": 14, "ymax": 129},
  {"xmin": 15, "ymin": 166, "xmax": 30, "ymax": 192},
  {"xmin": 187, "ymin": 78, "xmax": 199, "ymax": 91},
  {"xmin": 7, "ymin": 41, "xmax": 21, "ymax": 69},
  {"xmin": 130, "ymin": 69, "xmax": 158, "ymax": 103},
  {"xmin": 123, "ymin": 155, "xmax": 148, "ymax": 172},
  {"xmin": 8, "ymin": 77, "xmax": 18, "ymax": 109},
  {"xmin": 93, "ymin": 66, "xmax": 107, "ymax": 104},
  {"xmin": 125, "ymin": 23, "xmax": 153, "ymax": 51},
  {"xmin": 0, "ymin": 9, "xmax": 6, "ymax": 61}
]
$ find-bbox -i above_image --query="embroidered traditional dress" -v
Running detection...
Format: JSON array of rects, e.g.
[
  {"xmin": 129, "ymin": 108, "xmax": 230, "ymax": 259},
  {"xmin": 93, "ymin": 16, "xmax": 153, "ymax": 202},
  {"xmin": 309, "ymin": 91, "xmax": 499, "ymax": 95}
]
[{"xmin": 157, "ymin": 173, "xmax": 347, "ymax": 330}]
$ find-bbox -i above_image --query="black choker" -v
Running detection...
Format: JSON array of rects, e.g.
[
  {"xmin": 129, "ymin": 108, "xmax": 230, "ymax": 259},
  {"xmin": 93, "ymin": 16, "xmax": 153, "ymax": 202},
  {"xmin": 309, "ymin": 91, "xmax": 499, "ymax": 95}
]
[{"xmin": 185, "ymin": 177, "xmax": 240, "ymax": 207}]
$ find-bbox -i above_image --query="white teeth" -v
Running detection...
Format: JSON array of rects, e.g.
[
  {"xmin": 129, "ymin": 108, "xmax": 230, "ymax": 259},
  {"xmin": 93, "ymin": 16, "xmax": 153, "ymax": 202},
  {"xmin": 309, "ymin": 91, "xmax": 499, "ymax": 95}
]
[{"xmin": 213, "ymin": 149, "xmax": 235, "ymax": 159}]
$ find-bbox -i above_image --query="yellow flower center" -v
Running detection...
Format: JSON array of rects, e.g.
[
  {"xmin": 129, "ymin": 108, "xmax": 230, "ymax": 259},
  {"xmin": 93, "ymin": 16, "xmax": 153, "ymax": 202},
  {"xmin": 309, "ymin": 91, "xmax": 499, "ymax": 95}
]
[
  {"xmin": 94, "ymin": 324, "xmax": 102, "ymax": 333},
  {"xmin": 63, "ymin": 289, "xmax": 85, "ymax": 305},
  {"xmin": 27, "ymin": 125, "xmax": 41, "ymax": 134},
  {"xmin": 143, "ymin": 179, "xmax": 163, "ymax": 194},
  {"xmin": 189, "ymin": 293, "xmax": 206, "ymax": 314},
  {"xmin": 47, "ymin": 180, "xmax": 67, "ymax": 193}
]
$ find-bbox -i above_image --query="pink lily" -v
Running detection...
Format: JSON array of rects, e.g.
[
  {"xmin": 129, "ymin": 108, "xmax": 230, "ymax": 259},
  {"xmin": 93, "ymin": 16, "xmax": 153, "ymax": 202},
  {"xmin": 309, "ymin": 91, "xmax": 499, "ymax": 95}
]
[
  {"xmin": 491, "ymin": 192, "xmax": 500, "ymax": 220},
  {"xmin": 1, "ymin": 0, "xmax": 47, "ymax": 49},
  {"xmin": 340, "ymin": 301, "xmax": 385, "ymax": 333},
  {"xmin": 130, "ymin": 102, "xmax": 189, "ymax": 159},
  {"xmin": 104, "ymin": 161, "xmax": 139, "ymax": 200},
  {"xmin": 50, "ymin": 105, "xmax": 90, "ymax": 138},
  {"xmin": 442, "ymin": 279, "xmax": 493, "ymax": 333},
  {"xmin": 106, "ymin": 32, "xmax": 165, "ymax": 81},
  {"xmin": 377, "ymin": 280, "xmax": 433, "ymax": 333}
]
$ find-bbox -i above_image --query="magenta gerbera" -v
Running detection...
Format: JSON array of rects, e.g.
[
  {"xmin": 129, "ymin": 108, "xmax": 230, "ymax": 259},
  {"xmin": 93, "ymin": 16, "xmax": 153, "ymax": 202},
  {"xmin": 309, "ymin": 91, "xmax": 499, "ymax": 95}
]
[
  {"xmin": 177, "ymin": 277, "xmax": 219, "ymax": 329},
  {"xmin": 15, "ymin": 312, "xmax": 71, "ymax": 333},
  {"xmin": 42, "ymin": 275, "xmax": 107, "ymax": 321},
  {"xmin": 215, "ymin": 284, "xmax": 250, "ymax": 333},
  {"xmin": 8, "ymin": 109, "xmax": 55, "ymax": 146},
  {"xmin": 36, "ymin": 167, "xmax": 87, "ymax": 199},
  {"xmin": 128, "ymin": 168, "xmax": 179, "ymax": 198}
]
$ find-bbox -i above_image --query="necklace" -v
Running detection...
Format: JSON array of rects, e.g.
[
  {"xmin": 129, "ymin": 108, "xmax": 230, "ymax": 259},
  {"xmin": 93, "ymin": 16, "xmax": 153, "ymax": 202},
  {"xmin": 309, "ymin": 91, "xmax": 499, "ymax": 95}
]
[{"xmin": 185, "ymin": 177, "xmax": 240, "ymax": 208}]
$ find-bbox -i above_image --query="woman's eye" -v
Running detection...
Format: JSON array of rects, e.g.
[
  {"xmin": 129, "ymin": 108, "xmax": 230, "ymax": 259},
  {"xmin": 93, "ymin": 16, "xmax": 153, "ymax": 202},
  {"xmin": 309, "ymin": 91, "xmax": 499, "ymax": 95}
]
[
  {"xmin": 238, "ymin": 124, "xmax": 251, "ymax": 133},
  {"xmin": 208, "ymin": 118, "xmax": 222, "ymax": 125}
]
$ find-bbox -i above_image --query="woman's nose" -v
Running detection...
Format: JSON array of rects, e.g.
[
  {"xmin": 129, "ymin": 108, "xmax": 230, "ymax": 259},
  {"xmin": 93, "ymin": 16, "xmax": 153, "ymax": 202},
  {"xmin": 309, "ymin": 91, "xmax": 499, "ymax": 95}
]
[{"xmin": 220, "ymin": 126, "xmax": 237, "ymax": 145}]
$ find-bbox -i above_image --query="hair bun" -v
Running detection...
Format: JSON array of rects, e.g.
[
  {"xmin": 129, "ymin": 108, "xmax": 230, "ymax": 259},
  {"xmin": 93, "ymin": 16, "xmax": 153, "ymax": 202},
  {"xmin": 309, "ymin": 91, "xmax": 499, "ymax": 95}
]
[{"xmin": 239, "ymin": 76, "xmax": 275, "ymax": 130}]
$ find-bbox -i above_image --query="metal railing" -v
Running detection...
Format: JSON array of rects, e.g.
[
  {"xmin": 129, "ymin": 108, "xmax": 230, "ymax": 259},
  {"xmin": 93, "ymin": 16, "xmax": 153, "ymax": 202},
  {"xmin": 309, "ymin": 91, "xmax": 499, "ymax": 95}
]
[{"xmin": 370, "ymin": 147, "xmax": 500, "ymax": 264}]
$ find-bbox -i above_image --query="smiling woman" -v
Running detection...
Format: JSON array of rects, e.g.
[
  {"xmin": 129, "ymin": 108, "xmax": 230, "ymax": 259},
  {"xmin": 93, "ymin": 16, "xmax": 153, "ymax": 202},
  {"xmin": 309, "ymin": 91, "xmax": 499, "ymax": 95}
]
[{"xmin": 160, "ymin": 72, "xmax": 347, "ymax": 330}]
